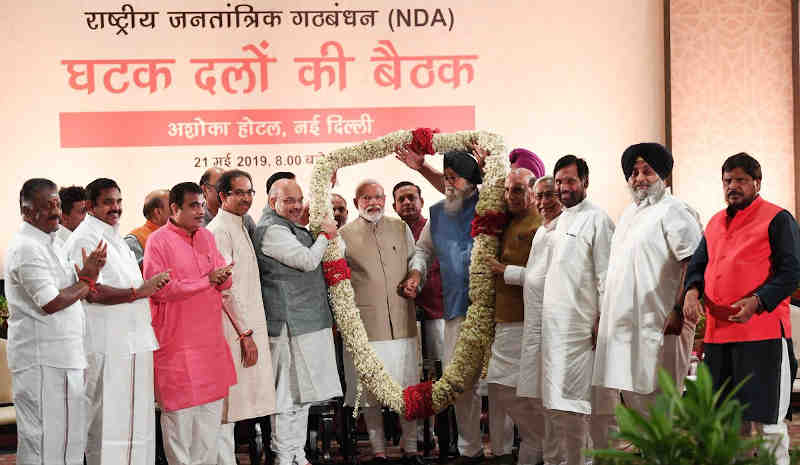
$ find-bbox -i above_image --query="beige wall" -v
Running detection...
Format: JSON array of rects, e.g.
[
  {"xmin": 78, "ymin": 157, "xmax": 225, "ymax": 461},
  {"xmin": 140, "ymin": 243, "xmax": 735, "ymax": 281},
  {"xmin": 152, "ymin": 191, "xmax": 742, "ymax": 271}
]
[
  {"xmin": 671, "ymin": 0, "xmax": 795, "ymax": 223},
  {"xmin": 0, "ymin": 1, "xmax": 665, "ymax": 270}
]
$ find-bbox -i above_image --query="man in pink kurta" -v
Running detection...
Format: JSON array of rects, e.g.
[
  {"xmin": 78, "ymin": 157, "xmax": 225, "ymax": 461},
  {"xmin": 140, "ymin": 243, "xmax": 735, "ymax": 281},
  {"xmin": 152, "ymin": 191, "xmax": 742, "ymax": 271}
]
[{"xmin": 144, "ymin": 182, "xmax": 237, "ymax": 465}]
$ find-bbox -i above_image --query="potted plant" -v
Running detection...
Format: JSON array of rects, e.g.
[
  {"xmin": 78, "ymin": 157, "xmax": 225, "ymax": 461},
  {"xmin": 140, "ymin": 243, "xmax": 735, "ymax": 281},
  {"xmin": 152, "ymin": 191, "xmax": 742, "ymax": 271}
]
[{"xmin": 589, "ymin": 363, "xmax": 777, "ymax": 465}]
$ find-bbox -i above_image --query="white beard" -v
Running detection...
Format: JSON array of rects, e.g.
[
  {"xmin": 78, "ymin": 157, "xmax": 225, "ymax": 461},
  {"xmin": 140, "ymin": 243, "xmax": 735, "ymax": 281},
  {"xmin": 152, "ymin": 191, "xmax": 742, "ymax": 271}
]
[
  {"xmin": 358, "ymin": 206, "xmax": 384, "ymax": 223},
  {"xmin": 443, "ymin": 184, "xmax": 475, "ymax": 215},
  {"xmin": 629, "ymin": 178, "xmax": 666, "ymax": 204}
]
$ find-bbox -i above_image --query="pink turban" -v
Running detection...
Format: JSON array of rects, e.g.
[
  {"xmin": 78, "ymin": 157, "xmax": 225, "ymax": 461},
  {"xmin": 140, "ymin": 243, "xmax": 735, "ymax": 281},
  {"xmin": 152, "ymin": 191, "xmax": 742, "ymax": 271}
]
[{"xmin": 509, "ymin": 148, "xmax": 545, "ymax": 178}]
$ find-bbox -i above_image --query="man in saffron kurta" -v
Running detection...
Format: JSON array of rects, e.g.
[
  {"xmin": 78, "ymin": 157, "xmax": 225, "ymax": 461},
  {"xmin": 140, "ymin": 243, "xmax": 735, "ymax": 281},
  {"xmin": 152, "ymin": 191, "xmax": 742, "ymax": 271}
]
[
  {"xmin": 125, "ymin": 189, "xmax": 170, "ymax": 266},
  {"xmin": 144, "ymin": 182, "xmax": 237, "ymax": 465},
  {"xmin": 684, "ymin": 153, "xmax": 800, "ymax": 465},
  {"xmin": 487, "ymin": 168, "xmax": 545, "ymax": 465},
  {"xmin": 341, "ymin": 180, "xmax": 421, "ymax": 463},
  {"xmin": 207, "ymin": 170, "xmax": 276, "ymax": 465}
]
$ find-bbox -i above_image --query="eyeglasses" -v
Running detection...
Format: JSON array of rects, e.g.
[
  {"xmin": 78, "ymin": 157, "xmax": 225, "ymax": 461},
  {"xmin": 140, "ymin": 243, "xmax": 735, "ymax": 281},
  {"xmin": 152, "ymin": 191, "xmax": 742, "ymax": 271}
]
[
  {"xmin": 358, "ymin": 194, "xmax": 385, "ymax": 202},
  {"xmin": 534, "ymin": 191, "xmax": 557, "ymax": 200},
  {"xmin": 228, "ymin": 189, "xmax": 256, "ymax": 198}
]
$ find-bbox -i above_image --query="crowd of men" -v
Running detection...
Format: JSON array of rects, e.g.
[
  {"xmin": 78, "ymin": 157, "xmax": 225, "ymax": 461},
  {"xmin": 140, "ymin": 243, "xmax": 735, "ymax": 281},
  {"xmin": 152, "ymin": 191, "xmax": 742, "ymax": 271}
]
[{"xmin": 5, "ymin": 142, "xmax": 800, "ymax": 465}]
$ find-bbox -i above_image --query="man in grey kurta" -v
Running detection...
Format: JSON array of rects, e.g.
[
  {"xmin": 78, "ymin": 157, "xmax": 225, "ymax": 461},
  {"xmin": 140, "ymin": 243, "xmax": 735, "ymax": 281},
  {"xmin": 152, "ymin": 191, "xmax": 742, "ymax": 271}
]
[{"xmin": 254, "ymin": 178, "xmax": 342, "ymax": 465}]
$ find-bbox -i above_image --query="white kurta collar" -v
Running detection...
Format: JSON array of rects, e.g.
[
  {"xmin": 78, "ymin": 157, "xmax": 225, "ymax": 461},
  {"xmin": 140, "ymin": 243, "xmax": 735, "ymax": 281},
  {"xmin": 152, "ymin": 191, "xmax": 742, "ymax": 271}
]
[
  {"xmin": 217, "ymin": 208, "xmax": 245, "ymax": 227},
  {"xmin": 20, "ymin": 221, "xmax": 57, "ymax": 246}
]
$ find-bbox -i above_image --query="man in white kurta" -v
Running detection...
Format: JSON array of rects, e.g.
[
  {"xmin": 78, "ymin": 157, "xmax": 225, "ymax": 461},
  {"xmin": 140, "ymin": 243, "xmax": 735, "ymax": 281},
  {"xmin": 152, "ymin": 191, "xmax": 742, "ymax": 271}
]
[
  {"xmin": 65, "ymin": 178, "xmax": 169, "ymax": 465},
  {"xmin": 6, "ymin": 178, "xmax": 105, "ymax": 465},
  {"xmin": 207, "ymin": 170, "xmax": 276, "ymax": 465},
  {"xmin": 544, "ymin": 156, "xmax": 616, "ymax": 465},
  {"xmin": 593, "ymin": 144, "xmax": 702, "ymax": 416},
  {"xmin": 496, "ymin": 176, "xmax": 563, "ymax": 465},
  {"xmin": 254, "ymin": 178, "xmax": 343, "ymax": 465}
]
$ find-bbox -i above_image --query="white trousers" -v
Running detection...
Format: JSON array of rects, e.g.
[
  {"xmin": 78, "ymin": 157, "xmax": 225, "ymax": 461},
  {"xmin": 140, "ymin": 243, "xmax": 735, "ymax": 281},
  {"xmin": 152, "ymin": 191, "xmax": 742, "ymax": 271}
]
[
  {"xmin": 216, "ymin": 422, "xmax": 236, "ymax": 465},
  {"xmin": 444, "ymin": 316, "xmax": 483, "ymax": 458},
  {"xmin": 270, "ymin": 403, "xmax": 311, "ymax": 465},
  {"xmin": 13, "ymin": 365, "xmax": 88, "ymax": 465},
  {"xmin": 161, "ymin": 399, "xmax": 223, "ymax": 465},
  {"xmin": 363, "ymin": 406, "xmax": 418, "ymax": 455},
  {"xmin": 488, "ymin": 384, "xmax": 548, "ymax": 464},
  {"xmin": 85, "ymin": 352, "xmax": 155, "ymax": 465}
]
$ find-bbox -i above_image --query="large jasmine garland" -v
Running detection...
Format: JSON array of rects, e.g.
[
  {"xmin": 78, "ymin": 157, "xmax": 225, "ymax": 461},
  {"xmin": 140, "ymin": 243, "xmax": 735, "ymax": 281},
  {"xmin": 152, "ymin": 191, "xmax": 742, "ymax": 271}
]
[{"xmin": 309, "ymin": 129, "xmax": 508, "ymax": 418}]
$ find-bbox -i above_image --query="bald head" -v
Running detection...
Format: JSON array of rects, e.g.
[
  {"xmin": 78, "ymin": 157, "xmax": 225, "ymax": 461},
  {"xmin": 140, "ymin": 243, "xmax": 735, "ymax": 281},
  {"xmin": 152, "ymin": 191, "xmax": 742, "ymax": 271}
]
[
  {"xmin": 200, "ymin": 167, "xmax": 225, "ymax": 212},
  {"xmin": 504, "ymin": 167, "xmax": 537, "ymax": 216},
  {"xmin": 269, "ymin": 179, "xmax": 304, "ymax": 223},
  {"xmin": 143, "ymin": 189, "xmax": 171, "ymax": 226}
]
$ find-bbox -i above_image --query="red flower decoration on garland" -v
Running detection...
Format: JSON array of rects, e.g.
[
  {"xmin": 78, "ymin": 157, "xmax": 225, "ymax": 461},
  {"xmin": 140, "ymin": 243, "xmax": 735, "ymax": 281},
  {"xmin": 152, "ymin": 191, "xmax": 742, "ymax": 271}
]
[
  {"xmin": 403, "ymin": 380, "xmax": 434, "ymax": 420},
  {"xmin": 323, "ymin": 258, "xmax": 351, "ymax": 287},
  {"xmin": 405, "ymin": 127, "xmax": 440, "ymax": 155},
  {"xmin": 470, "ymin": 211, "xmax": 509, "ymax": 238}
]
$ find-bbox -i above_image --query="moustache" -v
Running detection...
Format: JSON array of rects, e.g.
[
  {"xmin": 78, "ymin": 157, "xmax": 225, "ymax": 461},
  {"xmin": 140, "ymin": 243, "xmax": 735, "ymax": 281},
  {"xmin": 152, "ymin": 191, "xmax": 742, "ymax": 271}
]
[
  {"xmin": 727, "ymin": 191, "xmax": 743, "ymax": 197},
  {"xmin": 109, "ymin": 210, "xmax": 122, "ymax": 215},
  {"xmin": 48, "ymin": 215, "xmax": 60, "ymax": 221}
]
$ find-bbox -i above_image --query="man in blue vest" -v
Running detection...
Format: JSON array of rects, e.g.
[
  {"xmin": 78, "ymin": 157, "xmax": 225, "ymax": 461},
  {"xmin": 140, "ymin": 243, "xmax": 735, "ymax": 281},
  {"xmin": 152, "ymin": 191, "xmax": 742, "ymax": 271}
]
[{"xmin": 401, "ymin": 150, "xmax": 484, "ymax": 465}]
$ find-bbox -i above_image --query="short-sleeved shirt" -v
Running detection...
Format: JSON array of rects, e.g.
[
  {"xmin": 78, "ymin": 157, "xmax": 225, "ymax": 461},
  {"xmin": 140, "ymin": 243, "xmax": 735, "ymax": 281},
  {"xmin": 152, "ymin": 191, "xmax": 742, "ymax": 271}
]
[{"xmin": 4, "ymin": 222, "xmax": 86, "ymax": 372}]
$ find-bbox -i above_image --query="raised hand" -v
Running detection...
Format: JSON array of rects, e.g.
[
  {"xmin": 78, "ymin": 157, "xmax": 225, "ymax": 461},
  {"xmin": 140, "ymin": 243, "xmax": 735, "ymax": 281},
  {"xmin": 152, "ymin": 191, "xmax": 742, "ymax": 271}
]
[
  {"xmin": 466, "ymin": 141, "xmax": 488, "ymax": 169},
  {"xmin": 321, "ymin": 219, "xmax": 338, "ymax": 239},
  {"xmin": 76, "ymin": 241, "xmax": 107, "ymax": 281},
  {"xmin": 395, "ymin": 146, "xmax": 426, "ymax": 171}
]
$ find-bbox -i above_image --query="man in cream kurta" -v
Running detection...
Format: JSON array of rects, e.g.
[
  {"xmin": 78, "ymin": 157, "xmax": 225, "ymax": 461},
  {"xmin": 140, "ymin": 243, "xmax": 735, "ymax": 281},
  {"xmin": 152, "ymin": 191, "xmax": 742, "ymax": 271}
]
[
  {"xmin": 207, "ymin": 170, "xmax": 276, "ymax": 465},
  {"xmin": 593, "ymin": 144, "xmax": 702, "ymax": 415},
  {"xmin": 340, "ymin": 180, "xmax": 421, "ymax": 462},
  {"xmin": 65, "ymin": 178, "xmax": 170, "ymax": 465},
  {"xmin": 254, "ymin": 178, "xmax": 342, "ymax": 465},
  {"xmin": 543, "ymin": 156, "xmax": 616, "ymax": 465}
]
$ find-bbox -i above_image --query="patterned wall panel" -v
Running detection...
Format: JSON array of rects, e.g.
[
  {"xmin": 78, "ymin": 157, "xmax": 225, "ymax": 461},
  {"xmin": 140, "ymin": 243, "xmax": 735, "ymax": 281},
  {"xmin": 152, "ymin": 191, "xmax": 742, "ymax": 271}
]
[{"xmin": 671, "ymin": 0, "xmax": 794, "ymax": 222}]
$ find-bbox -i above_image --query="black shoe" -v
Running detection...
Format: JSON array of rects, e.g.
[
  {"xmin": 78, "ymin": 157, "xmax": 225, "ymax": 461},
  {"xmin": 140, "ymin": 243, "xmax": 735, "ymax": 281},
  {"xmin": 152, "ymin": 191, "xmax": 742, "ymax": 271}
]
[
  {"xmin": 448, "ymin": 453, "xmax": 485, "ymax": 465},
  {"xmin": 404, "ymin": 455, "xmax": 427, "ymax": 465},
  {"xmin": 369, "ymin": 456, "xmax": 390, "ymax": 465},
  {"xmin": 487, "ymin": 454, "xmax": 514, "ymax": 465}
]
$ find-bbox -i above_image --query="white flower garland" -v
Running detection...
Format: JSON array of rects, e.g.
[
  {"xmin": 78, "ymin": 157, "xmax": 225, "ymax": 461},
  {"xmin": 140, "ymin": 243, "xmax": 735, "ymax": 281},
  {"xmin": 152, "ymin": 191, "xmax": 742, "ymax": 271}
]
[{"xmin": 310, "ymin": 129, "xmax": 507, "ymax": 416}]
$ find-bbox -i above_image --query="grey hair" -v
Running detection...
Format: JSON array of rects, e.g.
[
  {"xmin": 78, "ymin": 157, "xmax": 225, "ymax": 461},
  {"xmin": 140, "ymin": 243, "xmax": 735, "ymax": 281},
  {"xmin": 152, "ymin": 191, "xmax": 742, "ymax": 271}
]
[{"xmin": 534, "ymin": 175, "xmax": 554, "ymax": 189}]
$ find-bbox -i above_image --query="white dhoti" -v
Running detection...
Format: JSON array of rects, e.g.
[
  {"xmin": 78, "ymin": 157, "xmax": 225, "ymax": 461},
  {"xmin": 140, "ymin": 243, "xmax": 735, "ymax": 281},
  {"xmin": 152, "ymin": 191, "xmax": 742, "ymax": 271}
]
[
  {"xmin": 13, "ymin": 365, "xmax": 88, "ymax": 465},
  {"xmin": 85, "ymin": 351, "xmax": 155, "ymax": 465},
  {"xmin": 270, "ymin": 325, "xmax": 342, "ymax": 465},
  {"xmin": 486, "ymin": 322, "xmax": 548, "ymax": 462},
  {"xmin": 160, "ymin": 399, "xmax": 223, "ymax": 465},
  {"xmin": 344, "ymin": 336, "xmax": 420, "ymax": 454},
  {"xmin": 621, "ymin": 320, "xmax": 695, "ymax": 417},
  {"xmin": 444, "ymin": 316, "xmax": 483, "ymax": 458}
]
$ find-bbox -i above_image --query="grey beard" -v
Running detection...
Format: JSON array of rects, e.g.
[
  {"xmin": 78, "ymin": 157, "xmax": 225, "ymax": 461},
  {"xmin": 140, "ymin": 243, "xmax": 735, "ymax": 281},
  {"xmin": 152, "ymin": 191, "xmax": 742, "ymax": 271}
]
[
  {"xmin": 629, "ymin": 179, "xmax": 666, "ymax": 204},
  {"xmin": 443, "ymin": 184, "xmax": 475, "ymax": 215},
  {"xmin": 358, "ymin": 207, "xmax": 384, "ymax": 223}
]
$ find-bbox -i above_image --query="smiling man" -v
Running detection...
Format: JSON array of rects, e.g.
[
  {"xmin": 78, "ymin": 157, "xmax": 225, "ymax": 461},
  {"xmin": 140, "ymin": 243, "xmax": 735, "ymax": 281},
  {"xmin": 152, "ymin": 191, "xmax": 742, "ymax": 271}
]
[
  {"xmin": 684, "ymin": 153, "xmax": 800, "ymax": 465},
  {"xmin": 541, "ymin": 155, "xmax": 616, "ymax": 465},
  {"xmin": 341, "ymin": 180, "xmax": 421, "ymax": 465},
  {"xmin": 6, "ymin": 178, "xmax": 106, "ymax": 465},
  {"xmin": 255, "ymin": 177, "xmax": 342, "ymax": 465},
  {"xmin": 144, "ymin": 182, "xmax": 237, "ymax": 465},
  {"xmin": 65, "ymin": 178, "xmax": 170, "ymax": 465},
  {"xmin": 207, "ymin": 170, "xmax": 276, "ymax": 465},
  {"xmin": 592, "ymin": 144, "xmax": 702, "ymax": 422}
]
